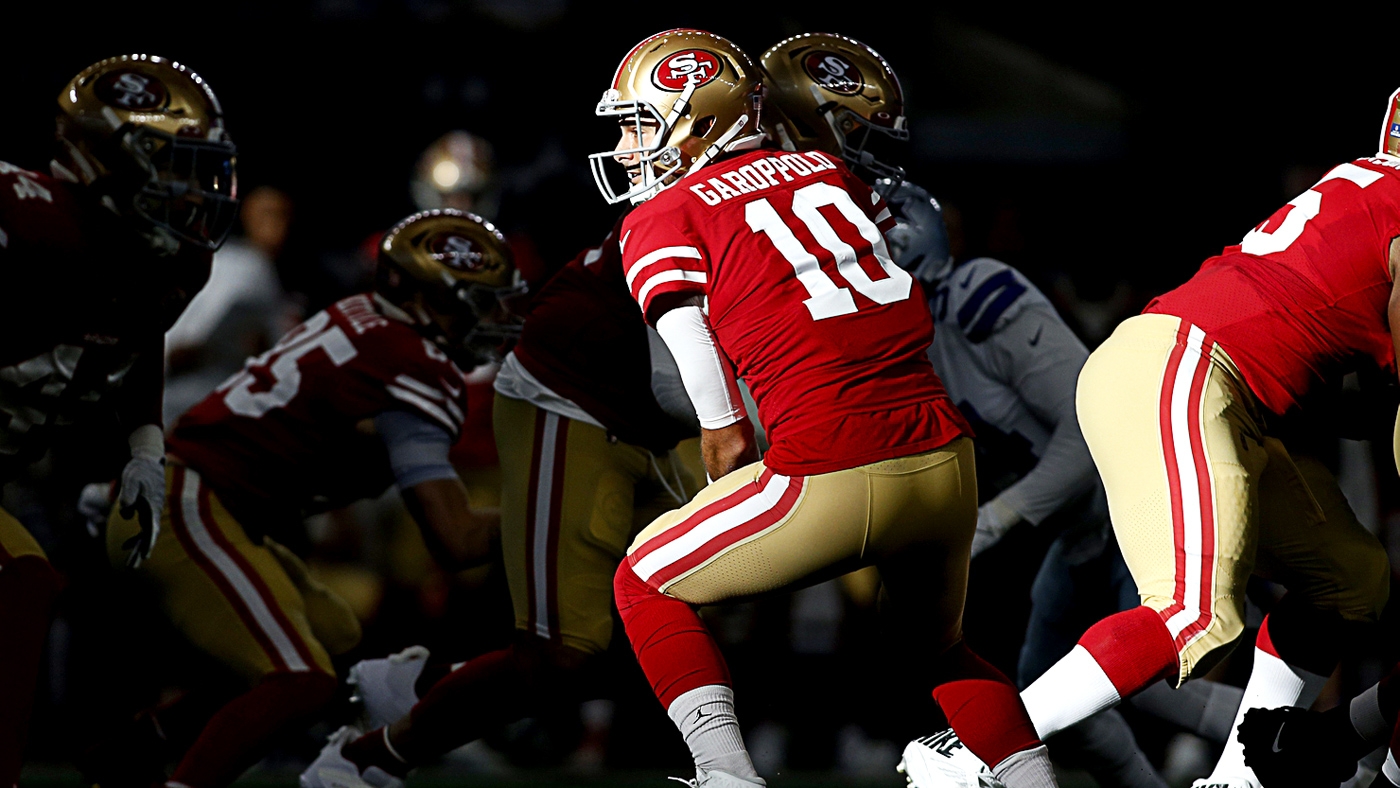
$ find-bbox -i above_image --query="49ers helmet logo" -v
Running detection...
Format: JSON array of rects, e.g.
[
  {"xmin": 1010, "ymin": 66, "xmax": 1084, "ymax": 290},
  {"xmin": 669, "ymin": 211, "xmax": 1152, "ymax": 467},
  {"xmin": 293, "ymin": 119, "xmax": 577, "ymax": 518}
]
[
  {"xmin": 429, "ymin": 232, "xmax": 496, "ymax": 273},
  {"xmin": 803, "ymin": 53, "xmax": 864, "ymax": 96},
  {"xmin": 93, "ymin": 71, "xmax": 169, "ymax": 110},
  {"xmin": 652, "ymin": 49, "xmax": 723, "ymax": 92}
]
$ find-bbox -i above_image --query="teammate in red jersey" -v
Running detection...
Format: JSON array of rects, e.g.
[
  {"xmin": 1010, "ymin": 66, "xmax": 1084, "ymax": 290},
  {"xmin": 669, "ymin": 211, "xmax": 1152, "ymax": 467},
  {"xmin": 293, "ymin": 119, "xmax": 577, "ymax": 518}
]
[
  {"xmin": 299, "ymin": 209, "xmax": 705, "ymax": 787},
  {"xmin": 960, "ymin": 88, "xmax": 1400, "ymax": 788},
  {"xmin": 83, "ymin": 210, "xmax": 516, "ymax": 788},
  {"xmin": 0, "ymin": 54, "xmax": 236, "ymax": 788},
  {"xmin": 591, "ymin": 29, "xmax": 1058, "ymax": 788}
]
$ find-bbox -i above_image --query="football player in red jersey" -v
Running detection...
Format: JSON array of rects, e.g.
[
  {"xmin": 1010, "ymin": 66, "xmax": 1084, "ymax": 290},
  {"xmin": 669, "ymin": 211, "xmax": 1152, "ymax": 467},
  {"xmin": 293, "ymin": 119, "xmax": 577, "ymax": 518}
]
[
  {"xmin": 0, "ymin": 54, "xmax": 236, "ymax": 788},
  {"xmin": 83, "ymin": 210, "xmax": 515, "ymax": 788},
  {"xmin": 593, "ymin": 29, "xmax": 1058, "ymax": 788},
  {"xmin": 299, "ymin": 210, "xmax": 705, "ymax": 787},
  {"xmin": 952, "ymin": 88, "xmax": 1400, "ymax": 788},
  {"xmin": 1234, "ymin": 88, "xmax": 1400, "ymax": 788}
]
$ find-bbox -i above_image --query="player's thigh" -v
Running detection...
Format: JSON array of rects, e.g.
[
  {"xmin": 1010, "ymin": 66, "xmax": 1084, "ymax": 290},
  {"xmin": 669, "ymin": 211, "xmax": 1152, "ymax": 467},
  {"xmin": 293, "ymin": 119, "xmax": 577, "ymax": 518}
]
[
  {"xmin": 264, "ymin": 537, "xmax": 363, "ymax": 657},
  {"xmin": 1257, "ymin": 450, "xmax": 1389, "ymax": 623},
  {"xmin": 0, "ymin": 504, "xmax": 46, "ymax": 564},
  {"xmin": 1077, "ymin": 314, "xmax": 1267, "ymax": 680},
  {"xmin": 111, "ymin": 465, "xmax": 333, "ymax": 682},
  {"xmin": 628, "ymin": 458, "xmax": 876, "ymax": 605},
  {"xmin": 867, "ymin": 437, "xmax": 978, "ymax": 654},
  {"xmin": 497, "ymin": 396, "xmax": 649, "ymax": 655}
]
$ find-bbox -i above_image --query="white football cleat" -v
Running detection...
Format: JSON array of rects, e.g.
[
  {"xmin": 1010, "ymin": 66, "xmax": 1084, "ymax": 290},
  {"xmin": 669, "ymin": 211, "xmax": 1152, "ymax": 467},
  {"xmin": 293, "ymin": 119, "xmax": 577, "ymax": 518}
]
[
  {"xmin": 347, "ymin": 645, "xmax": 430, "ymax": 730},
  {"xmin": 669, "ymin": 769, "xmax": 767, "ymax": 787},
  {"xmin": 898, "ymin": 730, "xmax": 1001, "ymax": 788},
  {"xmin": 1190, "ymin": 778, "xmax": 1258, "ymax": 788},
  {"xmin": 299, "ymin": 726, "xmax": 404, "ymax": 788}
]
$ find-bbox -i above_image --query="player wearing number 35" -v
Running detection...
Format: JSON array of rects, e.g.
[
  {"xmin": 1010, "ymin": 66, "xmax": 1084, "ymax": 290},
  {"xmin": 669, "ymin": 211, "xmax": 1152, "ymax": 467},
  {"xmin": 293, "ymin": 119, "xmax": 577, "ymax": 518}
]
[
  {"xmin": 90, "ymin": 210, "xmax": 520, "ymax": 788},
  {"xmin": 968, "ymin": 87, "xmax": 1400, "ymax": 788},
  {"xmin": 592, "ymin": 28, "xmax": 1060, "ymax": 788}
]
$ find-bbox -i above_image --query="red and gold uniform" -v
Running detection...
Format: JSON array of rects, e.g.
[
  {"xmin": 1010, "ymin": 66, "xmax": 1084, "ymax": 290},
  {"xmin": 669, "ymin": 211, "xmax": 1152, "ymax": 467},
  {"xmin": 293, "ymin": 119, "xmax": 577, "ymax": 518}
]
[
  {"xmin": 494, "ymin": 213, "xmax": 700, "ymax": 656},
  {"xmin": 619, "ymin": 147, "xmax": 971, "ymax": 600},
  {"xmin": 107, "ymin": 293, "xmax": 470, "ymax": 682},
  {"xmin": 1078, "ymin": 157, "xmax": 1400, "ymax": 680},
  {"xmin": 0, "ymin": 160, "xmax": 210, "ymax": 784}
]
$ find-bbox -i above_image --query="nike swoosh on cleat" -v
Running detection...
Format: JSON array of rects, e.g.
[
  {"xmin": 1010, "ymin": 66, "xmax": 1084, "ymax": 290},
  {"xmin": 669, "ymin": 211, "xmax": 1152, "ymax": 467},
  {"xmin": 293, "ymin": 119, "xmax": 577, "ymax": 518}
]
[{"xmin": 1271, "ymin": 724, "xmax": 1286, "ymax": 753}]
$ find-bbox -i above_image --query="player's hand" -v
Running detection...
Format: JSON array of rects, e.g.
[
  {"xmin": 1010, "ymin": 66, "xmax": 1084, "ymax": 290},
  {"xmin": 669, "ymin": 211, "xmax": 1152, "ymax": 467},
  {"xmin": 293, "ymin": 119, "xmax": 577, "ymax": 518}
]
[
  {"xmin": 969, "ymin": 499, "xmax": 1020, "ymax": 558},
  {"xmin": 76, "ymin": 481, "xmax": 116, "ymax": 538},
  {"xmin": 118, "ymin": 455, "xmax": 165, "ymax": 568}
]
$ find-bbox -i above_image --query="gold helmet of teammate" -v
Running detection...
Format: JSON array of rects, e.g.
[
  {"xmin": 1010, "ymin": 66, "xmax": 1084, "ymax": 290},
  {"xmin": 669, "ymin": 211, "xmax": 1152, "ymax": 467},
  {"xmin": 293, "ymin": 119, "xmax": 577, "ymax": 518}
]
[
  {"xmin": 591, "ymin": 28, "xmax": 765, "ymax": 205},
  {"xmin": 761, "ymin": 33, "xmax": 907, "ymax": 187},
  {"xmin": 377, "ymin": 209, "xmax": 526, "ymax": 366},
  {"xmin": 55, "ymin": 54, "xmax": 238, "ymax": 254},
  {"xmin": 1381, "ymin": 87, "xmax": 1400, "ymax": 160},
  {"xmin": 410, "ymin": 130, "xmax": 500, "ymax": 219}
]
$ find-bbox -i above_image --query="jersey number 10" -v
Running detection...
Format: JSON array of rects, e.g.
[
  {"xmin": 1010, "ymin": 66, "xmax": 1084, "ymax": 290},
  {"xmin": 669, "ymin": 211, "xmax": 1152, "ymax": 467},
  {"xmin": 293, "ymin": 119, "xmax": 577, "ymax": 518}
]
[{"xmin": 746, "ymin": 182, "xmax": 913, "ymax": 321}]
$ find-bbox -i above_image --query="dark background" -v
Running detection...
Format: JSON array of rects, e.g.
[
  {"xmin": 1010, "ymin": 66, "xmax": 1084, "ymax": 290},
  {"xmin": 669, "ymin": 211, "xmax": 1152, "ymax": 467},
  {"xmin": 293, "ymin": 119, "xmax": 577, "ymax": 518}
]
[
  {"xmin": 3, "ymin": 2, "xmax": 1395, "ymax": 316},
  {"xmin": 3, "ymin": 1, "xmax": 1399, "ymax": 781}
]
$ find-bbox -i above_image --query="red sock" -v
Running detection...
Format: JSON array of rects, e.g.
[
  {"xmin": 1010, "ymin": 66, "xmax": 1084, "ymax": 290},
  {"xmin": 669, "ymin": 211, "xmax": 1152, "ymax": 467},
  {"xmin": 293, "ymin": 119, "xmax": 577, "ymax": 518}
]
[
  {"xmin": 614, "ymin": 561, "xmax": 730, "ymax": 709},
  {"xmin": 0, "ymin": 555, "xmax": 60, "ymax": 788},
  {"xmin": 1078, "ymin": 606, "xmax": 1179, "ymax": 695},
  {"xmin": 169, "ymin": 672, "xmax": 336, "ymax": 788},
  {"xmin": 930, "ymin": 641, "xmax": 1042, "ymax": 770},
  {"xmin": 355, "ymin": 645, "xmax": 526, "ymax": 767}
]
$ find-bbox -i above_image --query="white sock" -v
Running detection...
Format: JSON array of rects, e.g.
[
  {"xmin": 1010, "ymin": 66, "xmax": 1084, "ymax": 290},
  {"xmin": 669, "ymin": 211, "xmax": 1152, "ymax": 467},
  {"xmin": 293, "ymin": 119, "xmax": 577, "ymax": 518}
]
[
  {"xmin": 993, "ymin": 744, "xmax": 1060, "ymax": 788},
  {"xmin": 667, "ymin": 685, "xmax": 758, "ymax": 780},
  {"xmin": 1021, "ymin": 645, "xmax": 1122, "ymax": 739},
  {"xmin": 1351, "ymin": 683, "xmax": 1391, "ymax": 745},
  {"xmin": 1383, "ymin": 749, "xmax": 1400, "ymax": 786},
  {"xmin": 1204, "ymin": 647, "xmax": 1329, "ymax": 783}
]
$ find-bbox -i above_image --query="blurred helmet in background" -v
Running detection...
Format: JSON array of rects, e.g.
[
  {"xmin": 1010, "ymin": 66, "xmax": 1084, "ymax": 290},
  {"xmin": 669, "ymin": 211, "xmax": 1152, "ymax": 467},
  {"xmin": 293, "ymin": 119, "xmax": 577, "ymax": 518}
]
[
  {"xmin": 591, "ymin": 28, "xmax": 765, "ymax": 204},
  {"xmin": 55, "ymin": 54, "xmax": 238, "ymax": 254},
  {"xmin": 376, "ymin": 209, "xmax": 525, "ymax": 367},
  {"xmin": 1380, "ymin": 87, "xmax": 1400, "ymax": 161},
  {"xmin": 761, "ymin": 33, "xmax": 907, "ymax": 190},
  {"xmin": 880, "ymin": 179, "xmax": 954, "ymax": 285},
  {"xmin": 410, "ymin": 131, "xmax": 499, "ymax": 219}
]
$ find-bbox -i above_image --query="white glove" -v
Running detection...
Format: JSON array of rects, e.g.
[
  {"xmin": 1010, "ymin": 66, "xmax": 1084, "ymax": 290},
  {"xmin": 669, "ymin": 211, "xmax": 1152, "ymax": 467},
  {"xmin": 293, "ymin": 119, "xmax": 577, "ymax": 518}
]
[
  {"xmin": 969, "ymin": 498, "xmax": 1022, "ymax": 559},
  {"xmin": 118, "ymin": 425, "xmax": 165, "ymax": 568},
  {"xmin": 77, "ymin": 481, "xmax": 116, "ymax": 538}
]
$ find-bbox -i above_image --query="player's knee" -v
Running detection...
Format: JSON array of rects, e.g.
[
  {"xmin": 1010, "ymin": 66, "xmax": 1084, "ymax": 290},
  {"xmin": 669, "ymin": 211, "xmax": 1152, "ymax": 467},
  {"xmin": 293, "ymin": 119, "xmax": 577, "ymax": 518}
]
[{"xmin": 613, "ymin": 560, "xmax": 653, "ymax": 615}]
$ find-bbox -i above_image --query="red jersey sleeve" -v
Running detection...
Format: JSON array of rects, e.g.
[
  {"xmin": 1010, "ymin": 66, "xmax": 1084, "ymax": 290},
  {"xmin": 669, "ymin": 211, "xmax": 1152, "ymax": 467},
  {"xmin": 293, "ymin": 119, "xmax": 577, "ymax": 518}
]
[
  {"xmin": 368, "ymin": 335, "xmax": 471, "ymax": 439},
  {"xmin": 619, "ymin": 211, "xmax": 710, "ymax": 324}
]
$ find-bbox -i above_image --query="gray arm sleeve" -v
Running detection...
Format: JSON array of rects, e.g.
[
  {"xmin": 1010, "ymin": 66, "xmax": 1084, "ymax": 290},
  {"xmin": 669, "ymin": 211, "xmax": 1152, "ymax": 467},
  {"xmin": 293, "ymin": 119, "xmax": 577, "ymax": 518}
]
[
  {"xmin": 984, "ymin": 306, "xmax": 1098, "ymax": 525},
  {"xmin": 375, "ymin": 408, "xmax": 458, "ymax": 490},
  {"xmin": 647, "ymin": 326, "xmax": 701, "ymax": 432}
]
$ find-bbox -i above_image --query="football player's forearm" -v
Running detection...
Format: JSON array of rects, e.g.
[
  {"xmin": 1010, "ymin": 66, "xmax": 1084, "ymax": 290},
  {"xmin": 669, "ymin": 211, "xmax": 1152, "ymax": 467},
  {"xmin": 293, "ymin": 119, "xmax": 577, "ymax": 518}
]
[
  {"xmin": 994, "ymin": 414, "xmax": 1097, "ymax": 526},
  {"xmin": 402, "ymin": 478, "xmax": 498, "ymax": 571},
  {"xmin": 114, "ymin": 336, "xmax": 166, "ymax": 433},
  {"xmin": 701, "ymin": 421, "xmax": 759, "ymax": 481},
  {"xmin": 654, "ymin": 303, "xmax": 745, "ymax": 430}
]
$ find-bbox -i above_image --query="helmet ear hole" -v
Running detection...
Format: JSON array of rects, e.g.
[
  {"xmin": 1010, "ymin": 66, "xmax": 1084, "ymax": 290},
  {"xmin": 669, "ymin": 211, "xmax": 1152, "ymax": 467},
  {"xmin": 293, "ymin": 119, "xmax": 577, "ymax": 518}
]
[{"xmin": 692, "ymin": 115, "xmax": 716, "ymax": 138}]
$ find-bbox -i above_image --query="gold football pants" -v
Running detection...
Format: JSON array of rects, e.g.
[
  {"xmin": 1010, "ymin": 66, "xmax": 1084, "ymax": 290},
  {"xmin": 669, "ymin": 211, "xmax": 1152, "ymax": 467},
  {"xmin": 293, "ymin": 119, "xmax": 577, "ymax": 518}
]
[
  {"xmin": 107, "ymin": 463, "xmax": 360, "ymax": 683},
  {"xmin": 0, "ymin": 506, "xmax": 45, "ymax": 566},
  {"xmin": 625, "ymin": 437, "xmax": 978, "ymax": 653},
  {"xmin": 1078, "ymin": 313, "xmax": 1389, "ymax": 682},
  {"xmin": 494, "ymin": 394, "xmax": 701, "ymax": 656}
]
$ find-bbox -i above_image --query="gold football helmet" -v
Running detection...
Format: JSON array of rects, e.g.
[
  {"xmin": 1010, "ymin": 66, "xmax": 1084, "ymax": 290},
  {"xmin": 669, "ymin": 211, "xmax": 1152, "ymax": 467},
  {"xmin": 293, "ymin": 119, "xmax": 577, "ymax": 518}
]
[
  {"xmin": 761, "ymin": 33, "xmax": 907, "ymax": 187},
  {"xmin": 1381, "ymin": 87, "xmax": 1400, "ymax": 160},
  {"xmin": 591, "ymin": 28, "xmax": 765, "ymax": 204},
  {"xmin": 55, "ymin": 54, "xmax": 238, "ymax": 254},
  {"xmin": 377, "ymin": 209, "xmax": 526, "ymax": 366},
  {"xmin": 410, "ymin": 130, "xmax": 499, "ymax": 219}
]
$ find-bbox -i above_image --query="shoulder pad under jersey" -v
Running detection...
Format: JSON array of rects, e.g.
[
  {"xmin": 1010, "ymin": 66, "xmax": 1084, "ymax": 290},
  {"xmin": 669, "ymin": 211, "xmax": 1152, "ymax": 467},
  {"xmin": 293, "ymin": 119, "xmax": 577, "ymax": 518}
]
[{"xmin": 937, "ymin": 258, "xmax": 1052, "ymax": 343}]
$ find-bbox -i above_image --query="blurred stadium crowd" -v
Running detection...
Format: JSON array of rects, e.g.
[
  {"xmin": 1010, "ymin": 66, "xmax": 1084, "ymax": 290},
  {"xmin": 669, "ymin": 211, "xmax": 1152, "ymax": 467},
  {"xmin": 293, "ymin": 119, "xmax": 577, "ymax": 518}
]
[{"xmin": 3, "ymin": 2, "xmax": 1400, "ymax": 786}]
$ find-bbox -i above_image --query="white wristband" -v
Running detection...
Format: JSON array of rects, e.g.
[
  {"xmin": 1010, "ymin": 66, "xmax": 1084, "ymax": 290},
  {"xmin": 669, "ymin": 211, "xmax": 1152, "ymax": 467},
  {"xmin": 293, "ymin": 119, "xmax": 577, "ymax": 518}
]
[{"xmin": 128, "ymin": 424, "xmax": 165, "ymax": 460}]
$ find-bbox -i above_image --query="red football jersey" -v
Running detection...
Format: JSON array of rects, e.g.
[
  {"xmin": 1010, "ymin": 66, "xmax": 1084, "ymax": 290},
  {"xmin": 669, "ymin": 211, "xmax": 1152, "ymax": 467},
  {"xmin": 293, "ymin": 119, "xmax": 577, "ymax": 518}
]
[
  {"xmin": 0, "ymin": 160, "xmax": 209, "ymax": 476},
  {"xmin": 512, "ymin": 213, "xmax": 695, "ymax": 453},
  {"xmin": 1147, "ymin": 157, "xmax": 1400, "ymax": 415},
  {"xmin": 169, "ymin": 293, "xmax": 470, "ymax": 530},
  {"xmin": 621, "ymin": 148, "xmax": 969, "ymax": 476}
]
